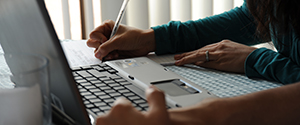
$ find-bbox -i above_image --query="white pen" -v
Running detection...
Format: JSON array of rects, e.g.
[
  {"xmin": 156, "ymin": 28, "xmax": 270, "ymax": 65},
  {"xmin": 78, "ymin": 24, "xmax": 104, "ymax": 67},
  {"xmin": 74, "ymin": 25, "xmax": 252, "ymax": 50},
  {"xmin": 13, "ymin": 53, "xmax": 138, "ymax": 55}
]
[
  {"xmin": 102, "ymin": 0, "xmax": 129, "ymax": 62},
  {"xmin": 109, "ymin": 0, "xmax": 129, "ymax": 39}
]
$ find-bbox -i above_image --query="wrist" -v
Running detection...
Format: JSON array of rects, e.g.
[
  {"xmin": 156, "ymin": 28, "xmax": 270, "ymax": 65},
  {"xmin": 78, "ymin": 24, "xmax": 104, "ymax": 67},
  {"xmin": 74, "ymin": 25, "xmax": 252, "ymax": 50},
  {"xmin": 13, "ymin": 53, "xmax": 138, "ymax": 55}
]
[
  {"xmin": 168, "ymin": 98, "xmax": 240, "ymax": 125},
  {"xmin": 168, "ymin": 98, "xmax": 228, "ymax": 125},
  {"xmin": 140, "ymin": 29, "xmax": 156, "ymax": 52}
]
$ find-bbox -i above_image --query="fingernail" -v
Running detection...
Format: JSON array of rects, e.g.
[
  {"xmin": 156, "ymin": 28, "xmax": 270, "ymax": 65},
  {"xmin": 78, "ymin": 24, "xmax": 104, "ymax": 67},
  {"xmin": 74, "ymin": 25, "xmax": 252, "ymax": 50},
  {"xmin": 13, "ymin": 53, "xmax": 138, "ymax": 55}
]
[
  {"xmin": 95, "ymin": 53, "xmax": 101, "ymax": 59},
  {"xmin": 90, "ymin": 35, "xmax": 98, "ymax": 40},
  {"xmin": 149, "ymin": 85, "xmax": 155, "ymax": 89},
  {"xmin": 175, "ymin": 60, "xmax": 181, "ymax": 65}
]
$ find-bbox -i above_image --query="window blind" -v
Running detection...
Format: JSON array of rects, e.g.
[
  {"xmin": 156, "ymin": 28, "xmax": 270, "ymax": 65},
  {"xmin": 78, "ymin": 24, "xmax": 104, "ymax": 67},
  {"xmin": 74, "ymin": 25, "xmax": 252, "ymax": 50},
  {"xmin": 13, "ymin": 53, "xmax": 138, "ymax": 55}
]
[{"xmin": 45, "ymin": 0, "xmax": 244, "ymax": 40}]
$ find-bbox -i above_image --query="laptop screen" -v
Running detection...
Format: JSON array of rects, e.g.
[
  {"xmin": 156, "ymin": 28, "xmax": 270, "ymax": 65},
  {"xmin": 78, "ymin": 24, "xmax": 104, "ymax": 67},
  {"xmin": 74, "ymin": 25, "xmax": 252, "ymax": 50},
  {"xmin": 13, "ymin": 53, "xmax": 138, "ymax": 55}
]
[{"xmin": 0, "ymin": 0, "xmax": 90, "ymax": 124}]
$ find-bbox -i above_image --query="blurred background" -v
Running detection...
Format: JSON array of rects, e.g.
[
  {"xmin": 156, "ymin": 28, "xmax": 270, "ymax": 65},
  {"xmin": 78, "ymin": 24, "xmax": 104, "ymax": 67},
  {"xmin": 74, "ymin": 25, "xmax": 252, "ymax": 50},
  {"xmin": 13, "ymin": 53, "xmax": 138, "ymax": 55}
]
[{"xmin": 45, "ymin": 0, "xmax": 244, "ymax": 40}]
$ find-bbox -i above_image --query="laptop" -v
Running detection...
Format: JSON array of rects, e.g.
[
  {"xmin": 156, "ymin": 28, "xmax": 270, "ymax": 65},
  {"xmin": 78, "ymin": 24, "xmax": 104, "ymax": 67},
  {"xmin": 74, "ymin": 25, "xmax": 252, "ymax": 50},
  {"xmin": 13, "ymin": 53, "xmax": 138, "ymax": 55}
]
[{"xmin": 0, "ymin": 0, "xmax": 216, "ymax": 124}]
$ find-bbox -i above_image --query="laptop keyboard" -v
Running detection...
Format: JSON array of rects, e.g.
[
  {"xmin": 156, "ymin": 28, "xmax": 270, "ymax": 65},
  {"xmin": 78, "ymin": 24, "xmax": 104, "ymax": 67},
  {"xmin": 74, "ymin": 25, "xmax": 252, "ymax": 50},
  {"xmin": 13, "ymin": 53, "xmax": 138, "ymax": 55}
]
[{"xmin": 72, "ymin": 63, "xmax": 149, "ymax": 116}]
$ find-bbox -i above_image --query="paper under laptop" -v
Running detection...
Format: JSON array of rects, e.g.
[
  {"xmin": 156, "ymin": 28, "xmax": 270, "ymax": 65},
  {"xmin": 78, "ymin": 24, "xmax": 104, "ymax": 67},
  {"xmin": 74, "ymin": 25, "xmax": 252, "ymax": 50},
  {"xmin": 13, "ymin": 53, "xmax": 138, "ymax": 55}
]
[{"xmin": 0, "ymin": 0, "xmax": 216, "ymax": 124}]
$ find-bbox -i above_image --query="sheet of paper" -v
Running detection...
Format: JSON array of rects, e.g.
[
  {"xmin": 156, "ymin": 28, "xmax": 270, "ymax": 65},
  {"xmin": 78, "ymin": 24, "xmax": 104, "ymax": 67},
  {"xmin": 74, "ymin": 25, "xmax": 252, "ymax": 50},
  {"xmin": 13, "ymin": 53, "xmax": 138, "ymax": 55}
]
[
  {"xmin": 61, "ymin": 40, "xmax": 102, "ymax": 67},
  {"xmin": 61, "ymin": 40, "xmax": 176, "ymax": 67}
]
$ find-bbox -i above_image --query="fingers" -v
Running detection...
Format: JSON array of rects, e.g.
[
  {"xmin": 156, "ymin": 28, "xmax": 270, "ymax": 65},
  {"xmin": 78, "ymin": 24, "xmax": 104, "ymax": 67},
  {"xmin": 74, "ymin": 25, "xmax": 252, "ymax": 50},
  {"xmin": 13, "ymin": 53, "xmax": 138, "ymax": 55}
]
[
  {"xmin": 175, "ymin": 51, "xmax": 215, "ymax": 66},
  {"xmin": 90, "ymin": 20, "xmax": 115, "ymax": 40},
  {"xmin": 146, "ymin": 86, "xmax": 167, "ymax": 115},
  {"xmin": 94, "ymin": 38, "xmax": 119, "ymax": 60},
  {"xmin": 86, "ymin": 39, "xmax": 101, "ymax": 49},
  {"xmin": 96, "ymin": 97, "xmax": 136, "ymax": 125},
  {"xmin": 174, "ymin": 42, "xmax": 221, "ymax": 66},
  {"xmin": 87, "ymin": 20, "xmax": 114, "ymax": 49}
]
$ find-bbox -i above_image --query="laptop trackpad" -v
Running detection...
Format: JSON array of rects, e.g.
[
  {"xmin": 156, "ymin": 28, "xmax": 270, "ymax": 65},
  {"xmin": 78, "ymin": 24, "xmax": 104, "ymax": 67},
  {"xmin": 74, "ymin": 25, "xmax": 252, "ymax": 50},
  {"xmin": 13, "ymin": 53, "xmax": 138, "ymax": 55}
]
[{"xmin": 151, "ymin": 79, "xmax": 199, "ymax": 96}]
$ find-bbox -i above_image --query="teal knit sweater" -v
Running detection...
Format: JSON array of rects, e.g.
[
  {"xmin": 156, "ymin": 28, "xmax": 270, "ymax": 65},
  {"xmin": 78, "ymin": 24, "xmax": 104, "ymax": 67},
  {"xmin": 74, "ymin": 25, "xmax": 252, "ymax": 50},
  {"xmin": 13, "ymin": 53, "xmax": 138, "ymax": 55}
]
[{"xmin": 152, "ymin": 1, "xmax": 300, "ymax": 84}]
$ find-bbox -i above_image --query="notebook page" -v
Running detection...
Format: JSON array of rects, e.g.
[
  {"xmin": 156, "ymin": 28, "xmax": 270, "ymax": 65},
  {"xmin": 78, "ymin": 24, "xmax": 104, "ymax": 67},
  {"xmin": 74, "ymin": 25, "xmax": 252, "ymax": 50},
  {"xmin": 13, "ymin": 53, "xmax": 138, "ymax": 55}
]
[
  {"xmin": 61, "ymin": 40, "xmax": 176, "ymax": 67},
  {"xmin": 61, "ymin": 40, "xmax": 101, "ymax": 67}
]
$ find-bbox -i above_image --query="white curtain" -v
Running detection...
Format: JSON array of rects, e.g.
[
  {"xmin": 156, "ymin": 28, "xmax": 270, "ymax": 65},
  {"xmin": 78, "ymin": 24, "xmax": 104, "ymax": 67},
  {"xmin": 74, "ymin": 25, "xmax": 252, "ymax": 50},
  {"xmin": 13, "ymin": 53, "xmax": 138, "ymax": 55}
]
[
  {"xmin": 101, "ymin": 0, "xmax": 244, "ymax": 30},
  {"xmin": 46, "ymin": 0, "xmax": 244, "ymax": 39}
]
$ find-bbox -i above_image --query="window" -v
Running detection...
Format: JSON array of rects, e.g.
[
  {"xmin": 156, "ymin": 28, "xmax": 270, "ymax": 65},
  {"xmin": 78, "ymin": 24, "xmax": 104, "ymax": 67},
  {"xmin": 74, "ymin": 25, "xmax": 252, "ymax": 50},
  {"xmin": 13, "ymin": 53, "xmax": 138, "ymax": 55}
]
[{"xmin": 45, "ymin": 0, "xmax": 244, "ymax": 40}]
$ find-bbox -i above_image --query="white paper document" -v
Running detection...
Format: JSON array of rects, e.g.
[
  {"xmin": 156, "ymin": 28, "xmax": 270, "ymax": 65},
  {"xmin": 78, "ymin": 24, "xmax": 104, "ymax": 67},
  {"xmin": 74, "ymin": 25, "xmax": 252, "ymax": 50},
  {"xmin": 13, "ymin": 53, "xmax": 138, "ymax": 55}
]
[
  {"xmin": 61, "ymin": 40, "xmax": 176, "ymax": 67},
  {"xmin": 61, "ymin": 40, "xmax": 102, "ymax": 67}
]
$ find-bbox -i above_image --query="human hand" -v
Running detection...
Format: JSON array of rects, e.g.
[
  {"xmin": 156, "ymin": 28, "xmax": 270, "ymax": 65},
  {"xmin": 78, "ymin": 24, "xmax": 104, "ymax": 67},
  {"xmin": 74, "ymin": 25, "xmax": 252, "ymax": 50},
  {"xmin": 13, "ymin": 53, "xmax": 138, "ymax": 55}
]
[
  {"xmin": 174, "ymin": 40, "xmax": 257, "ymax": 73},
  {"xmin": 87, "ymin": 20, "xmax": 156, "ymax": 61},
  {"xmin": 95, "ymin": 86, "xmax": 169, "ymax": 125}
]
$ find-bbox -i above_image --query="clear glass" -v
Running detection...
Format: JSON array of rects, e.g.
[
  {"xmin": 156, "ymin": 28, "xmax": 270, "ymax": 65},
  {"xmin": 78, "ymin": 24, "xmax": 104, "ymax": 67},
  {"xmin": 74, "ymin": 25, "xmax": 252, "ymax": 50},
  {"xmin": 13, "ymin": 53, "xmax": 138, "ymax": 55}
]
[{"xmin": 0, "ymin": 53, "xmax": 51, "ymax": 125}]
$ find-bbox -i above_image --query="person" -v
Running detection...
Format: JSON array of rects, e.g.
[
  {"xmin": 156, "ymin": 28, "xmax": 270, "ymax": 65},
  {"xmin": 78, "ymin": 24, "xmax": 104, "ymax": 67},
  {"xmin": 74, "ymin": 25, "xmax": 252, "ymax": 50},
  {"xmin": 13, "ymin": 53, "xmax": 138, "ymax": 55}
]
[{"xmin": 87, "ymin": 0, "xmax": 300, "ymax": 124}]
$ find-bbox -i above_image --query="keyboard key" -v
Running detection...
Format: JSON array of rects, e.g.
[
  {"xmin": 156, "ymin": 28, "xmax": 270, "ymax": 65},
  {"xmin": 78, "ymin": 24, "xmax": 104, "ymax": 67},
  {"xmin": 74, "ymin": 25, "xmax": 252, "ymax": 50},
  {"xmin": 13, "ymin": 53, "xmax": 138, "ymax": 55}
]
[
  {"xmin": 113, "ymin": 86, "xmax": 125, "ymax": 90},
  {"xmin": 104, "ymin": 89, "xmax": 116, "ymax": 93},
  {"xmin": 86, "ymin": 104, "xmax": 94, "ymax": 108},
  {"xmin": 108, "ymin": 83, "xmax": 120, "ymax": 87},
  {"xmin": 123, "ymin": 93, "xmax": 135, "ymax": 97},
  {"xmin": 71, "ymin": 67, "xmax": 81, "ymax": 71},
  {"xmin": 88, "ymin": 69, "xmax": 107, "ymax": 78},
  {"xmin": 94, "ymin": 91, "xmax": 106, "ymax": 96},
  {"xmin": 133, "ymin": 99, "xmax": 146, "ymax": 104},
  {"xmin": 98, "ymin": 95, "xmax": 110, "ymax": 99},
  {"xmin": 80, "ymin": 92, "xmax": 92, "ymax": 96},
  {"xmin": 91, "ymin": 108, "xmax": 100, "ymax": 112},
  {"xmin": 119, "ymin": 81, "xmax": 132, "ymax": 86},
  {"xmin": 109, "ymin": 93, "xmax": 121, "ymax": 97},
  {"xmin": 76, "ymin": 79, "xmax": 87, "ymax": 83},
  {"xmin": 100, "ymin": 77, "xmax": 111, "ymax": 81},
  {"xmin": 95, "ymin": 102, "xmax": 106, "ymax": 107},
  {"xmin": 74, "ymin": 76, "xmax": 82, "ymax": 80},
  {"xmin": 100, "ymin": 86, "xmax": 111, "ymax": 90},
  {"xmin": 90, "ymin": 81, "xmax": 102, "ymax": 84},
  {"xmin": 79, "ymin": 82, "xmax": 93, "ymax": 86},
  {"xmin": 76, "ymin": 71, "xmax": 92, "ymax": 78},
  {"xmin": 108, "ymin": 69, "xmax": 117, "ymax": 74},
  {"xmin": 118, "ymin": 89, "xmax": 130, "ymax": 94},
  {"xmin": 110, "ymin": 76, "xmax": 122, "ymax": 80},
  {"xmin": 103, "ymin": 80, "xmax": 116, "ymax": 84},
  {"xmin": 128, "ymin": 96, "xmax": 140, "ymax": 101},
  {"xmin": 86, "ymin": 77, "xmax": 97, "ymax": 81},
  {"xmin": 85, "ymin": 85, "xmax": 97, "ymax": 90},
  {"xmin": 92, "ymin": 66, "xmax": 105, "ymax": 71},
  {"xmin": 85, "ymin": 95, "xmax": 97, "ymax": 99},
  {"xmin": 103, "ymin": 66, "xmax": 112, "ymax": 70},
  {"xmin": 103, "ymin": 98, "xmax": 115, "ymax": 103},
  {"xmin": 90, "ymin": 98, "xmax": 102, "ymax": 103},
  {"xmin": 89, "ymin": 88, "xmax": 101, "ymax": 93}
]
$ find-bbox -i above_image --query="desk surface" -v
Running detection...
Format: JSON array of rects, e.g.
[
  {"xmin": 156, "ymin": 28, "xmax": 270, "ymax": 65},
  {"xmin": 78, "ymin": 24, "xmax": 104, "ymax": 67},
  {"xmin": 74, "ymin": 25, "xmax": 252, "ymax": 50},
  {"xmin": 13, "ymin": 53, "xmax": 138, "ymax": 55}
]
[
  {"xmin": 0, "ymin": 40, "xmax": 283, "ymax": 97},
  {"xmin": 60, "ymin": 39, "xmax": 282, "ymax": 98}
]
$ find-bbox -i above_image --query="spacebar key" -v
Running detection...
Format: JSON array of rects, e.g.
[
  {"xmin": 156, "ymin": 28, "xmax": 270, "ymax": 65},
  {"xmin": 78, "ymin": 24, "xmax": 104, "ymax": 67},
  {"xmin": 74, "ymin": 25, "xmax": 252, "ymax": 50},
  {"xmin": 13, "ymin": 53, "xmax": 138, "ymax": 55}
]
[{"xmin": 125, "ymin": 85, "xmax": 146, "ymax": 99}]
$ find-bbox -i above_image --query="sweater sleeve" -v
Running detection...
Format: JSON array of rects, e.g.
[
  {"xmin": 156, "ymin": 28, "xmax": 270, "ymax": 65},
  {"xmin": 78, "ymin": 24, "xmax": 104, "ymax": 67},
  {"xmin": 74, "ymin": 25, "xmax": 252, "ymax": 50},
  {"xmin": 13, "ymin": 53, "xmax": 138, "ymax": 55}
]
[
  {"xmin": 152, "ymin": 1, "xmax": 261, "ymax": 55},
  {"xmin": 245, "ymin": 46, "xmax": 300, "ymax": 85}
]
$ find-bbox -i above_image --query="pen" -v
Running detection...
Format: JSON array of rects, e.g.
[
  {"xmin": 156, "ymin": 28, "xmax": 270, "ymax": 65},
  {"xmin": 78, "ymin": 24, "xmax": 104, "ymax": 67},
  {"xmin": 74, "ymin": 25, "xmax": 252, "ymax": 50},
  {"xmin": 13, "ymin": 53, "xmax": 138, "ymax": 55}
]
[{"xmin": 102, "ymin": 0, "xmax": 129, "ymax": 62}]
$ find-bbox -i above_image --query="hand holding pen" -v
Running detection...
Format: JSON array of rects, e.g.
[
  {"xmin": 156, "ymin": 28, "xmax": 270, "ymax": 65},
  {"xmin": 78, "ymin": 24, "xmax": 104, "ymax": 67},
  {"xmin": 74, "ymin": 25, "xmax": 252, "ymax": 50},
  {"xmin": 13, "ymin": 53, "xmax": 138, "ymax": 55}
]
[
  {"xmin": 87, "ymin": 0, "xmax": 156, "ymax": 62},
  {"xmin": 102, "ymin": 0, "xmax": 129, "ymax": 62}
]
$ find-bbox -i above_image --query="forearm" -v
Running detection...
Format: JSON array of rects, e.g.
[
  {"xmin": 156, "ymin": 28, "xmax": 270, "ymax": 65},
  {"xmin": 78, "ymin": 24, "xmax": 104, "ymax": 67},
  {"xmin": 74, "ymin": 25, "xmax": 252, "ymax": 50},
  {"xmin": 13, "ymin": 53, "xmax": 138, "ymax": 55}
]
[
  {"xmin": 225, "ymin": 82, "xmax": 300, "ymax": 124},
  {"xmin": 245, "ymin": 48, "xmax": 300, "ymax": 84},
  {"xmin": 153, "ymin": 2, "xmax": 259, "ymax": 55},
  {"xmin": 169, "ymin": 82, "xmax": 300, "ymax": 124}
]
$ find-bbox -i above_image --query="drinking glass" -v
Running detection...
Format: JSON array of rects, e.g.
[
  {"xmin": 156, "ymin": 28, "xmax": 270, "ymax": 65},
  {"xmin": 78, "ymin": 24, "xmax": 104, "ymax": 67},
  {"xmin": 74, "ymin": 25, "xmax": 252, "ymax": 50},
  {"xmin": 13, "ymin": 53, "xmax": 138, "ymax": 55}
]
[{"xmin": 0, "ymin": 53, "xmax": 51, "ymax": 125}]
